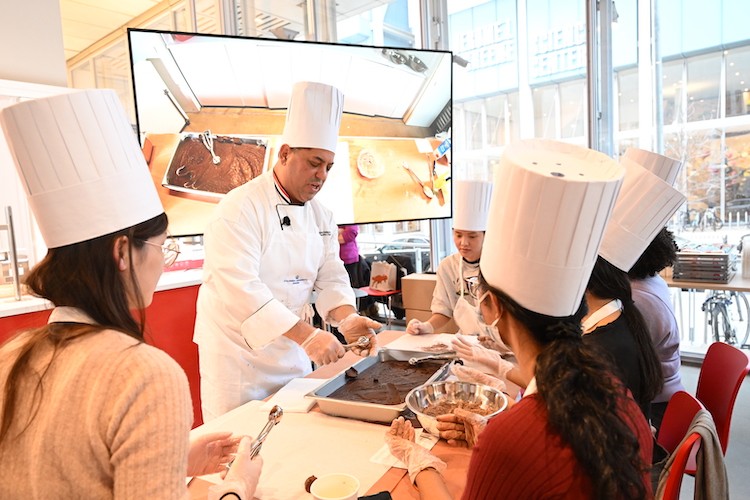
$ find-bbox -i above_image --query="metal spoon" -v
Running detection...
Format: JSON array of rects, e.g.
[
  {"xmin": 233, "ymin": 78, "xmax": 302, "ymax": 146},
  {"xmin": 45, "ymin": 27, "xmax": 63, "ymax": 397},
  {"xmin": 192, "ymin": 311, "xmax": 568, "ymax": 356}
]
[
  {"xmin": 200, "ymin": 130, "xmax": 221, "ymax": 165},
  {"xmin": 408, "ymin": 354, "xmax": 458, "ymax": 365},
  {"xmin": 249, "ymin": 405, "xmax": 283, "ymax": 459},
  {"xmin": 342, "ymin": 335, "xmax": 371, "ymax": 351},
  {"xmin": 226, "ymin": 405, "xmax": 283, "ymax": 469}
]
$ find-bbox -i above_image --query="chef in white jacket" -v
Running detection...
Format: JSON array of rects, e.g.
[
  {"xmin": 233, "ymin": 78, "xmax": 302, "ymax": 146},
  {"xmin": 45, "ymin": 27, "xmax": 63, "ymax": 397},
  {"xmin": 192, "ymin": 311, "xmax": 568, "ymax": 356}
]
[{"xmin": 194, "ymin": 82, "xmax": 381, "ymax": 421}]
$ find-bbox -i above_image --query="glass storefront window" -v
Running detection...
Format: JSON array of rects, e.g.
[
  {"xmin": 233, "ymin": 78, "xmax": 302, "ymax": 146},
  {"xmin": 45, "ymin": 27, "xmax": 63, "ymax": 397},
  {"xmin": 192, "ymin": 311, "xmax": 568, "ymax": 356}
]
[
  {"xmin": 686, "ymin": 53, "xmax": 722, "ymax": 122},
  {"xmin": 533, "ymin": 85, "xmax": 557, "ymax": 138},
  {"xmin": 617, "ymin": 68, "xmax": 639, "ymax": 131},
  {"xmin": 560, "ymin": 79, "xmax": 585, "ymax": 138},
  {"xmin": 726, "ymin": 47, "xmax": 750, "ymax": 118},
  {"xmin": 661, "ymin": 61, "xmax": 684, "ymax": 126}
]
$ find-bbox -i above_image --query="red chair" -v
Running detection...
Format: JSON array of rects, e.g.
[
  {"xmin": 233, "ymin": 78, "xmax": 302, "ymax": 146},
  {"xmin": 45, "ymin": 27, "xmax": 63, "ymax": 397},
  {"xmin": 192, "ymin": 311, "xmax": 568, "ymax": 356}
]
[
  {"xmin": 359, "ymin": 286, "xmax": 401, "ymax": 328},
  {"xmin": 656, "ymin": 390, "xmax": 704, "ymax": 454},
  {"xmin": 660, "ymin": 432, "xmax": 702, "ymax": 500},
  {"xmin": 694, "ymin": 341, "xmax": 750, "ymax": 455}
]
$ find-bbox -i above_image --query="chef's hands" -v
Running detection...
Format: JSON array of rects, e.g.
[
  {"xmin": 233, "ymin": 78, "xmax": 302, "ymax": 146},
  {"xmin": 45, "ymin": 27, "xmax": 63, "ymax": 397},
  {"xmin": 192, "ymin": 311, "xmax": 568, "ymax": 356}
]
[
  {"xmin": 452, "ymin": 334, "xmax": 515, "ymax": 379},
  {"xmin": 385, "ymin": 417, "xmax": 446, "ymax": 484},
  {"xmin": 406, "ymin": 318, "xmax": 434, "ymax": 335},
  {"xmin": 436, "ymin": 409, "xmax": 488, "ymax": 448},
  {"xmin": 208, "ymin": 436, "xmax": 263, "ymax": 500},
  {"xmin": 338, "ymin": 313, "xmax": 380, "ymax": 356},
  {"xmin": 188, "ymin": 431, "xmax": 242, "ymax": 477},
  {"xmin": 301, "ymin": 328, "xmax": 345, "ymax": 365}
]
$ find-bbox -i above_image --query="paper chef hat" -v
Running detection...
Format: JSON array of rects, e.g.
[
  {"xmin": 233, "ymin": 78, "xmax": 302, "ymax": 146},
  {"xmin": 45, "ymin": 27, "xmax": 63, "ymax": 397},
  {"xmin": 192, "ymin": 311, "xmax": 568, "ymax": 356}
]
[
  {"xmin": 280, "ymin": 81, "xmax": 344, "ymax": 154},
  {"xmin": 599, "ymin": 161, "xmax": 686, "ymax": 272},
  {"xmin": 453, "ymin": 180, "xmax": 493, "ymax": 231},
  {"xmin": 0, "ymin": 89, "xmax": 163, "ymax": 248},
  {"xmin": 480, "ymin": 139, "xmax": 625, "ymax": 317},
  {"xmin": 622, "ymin": 147, "xmax": 683, "ymax": 186}
]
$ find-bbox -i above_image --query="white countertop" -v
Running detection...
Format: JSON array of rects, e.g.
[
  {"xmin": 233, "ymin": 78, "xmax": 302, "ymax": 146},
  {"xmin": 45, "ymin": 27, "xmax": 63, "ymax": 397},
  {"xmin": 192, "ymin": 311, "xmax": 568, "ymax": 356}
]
[{"xmin": 0, "ymin": 268, "xmax": 204, "ymax": 318}]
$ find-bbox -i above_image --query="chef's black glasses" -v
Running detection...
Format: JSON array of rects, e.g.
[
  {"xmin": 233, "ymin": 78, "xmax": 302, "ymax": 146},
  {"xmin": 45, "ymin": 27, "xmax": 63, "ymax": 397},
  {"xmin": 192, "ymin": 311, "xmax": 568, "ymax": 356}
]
[{"xmin": 138, "ymin": 237, "xmax": 181, "ymax": 267}]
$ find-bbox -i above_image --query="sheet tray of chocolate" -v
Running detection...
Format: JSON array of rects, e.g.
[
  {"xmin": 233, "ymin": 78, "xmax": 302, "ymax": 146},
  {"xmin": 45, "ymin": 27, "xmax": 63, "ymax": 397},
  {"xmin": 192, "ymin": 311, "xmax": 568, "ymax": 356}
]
[
  {"xmin": 307, "ymin": 349, "xmax": 452, "ymax": 423},
  {"xmin": 163, "ymin": 132, "xmax": 268, "ymax": 198}
]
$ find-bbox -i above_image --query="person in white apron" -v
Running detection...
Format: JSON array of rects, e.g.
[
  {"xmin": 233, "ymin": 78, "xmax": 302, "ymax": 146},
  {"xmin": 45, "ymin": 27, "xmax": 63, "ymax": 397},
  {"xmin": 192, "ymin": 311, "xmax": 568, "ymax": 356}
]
[
  {"xmin": 194, "ymin": 82, "xmax": 381, "ymax": 421},
  {"xmin": 406, "ymin": 181, "xmax": 508, "ymax": 349}
]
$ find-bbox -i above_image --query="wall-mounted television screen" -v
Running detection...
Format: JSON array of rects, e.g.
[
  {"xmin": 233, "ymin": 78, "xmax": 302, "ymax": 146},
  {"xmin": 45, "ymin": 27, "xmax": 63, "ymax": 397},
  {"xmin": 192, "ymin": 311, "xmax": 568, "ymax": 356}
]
[{"xmin": 128, "ymin": 29, "xmax": 453, "ymax": 236}]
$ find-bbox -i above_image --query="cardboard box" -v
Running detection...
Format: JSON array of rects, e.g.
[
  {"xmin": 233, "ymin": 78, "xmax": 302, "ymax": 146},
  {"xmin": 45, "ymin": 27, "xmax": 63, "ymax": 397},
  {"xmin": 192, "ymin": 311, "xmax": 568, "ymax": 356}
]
[
  {"xmin": 402, "ymin": 273, "xmax": 458, "ymax": 333},
  {"xmin": 402, "ymin": 273, "xmax": 439, "ymax": 310}
]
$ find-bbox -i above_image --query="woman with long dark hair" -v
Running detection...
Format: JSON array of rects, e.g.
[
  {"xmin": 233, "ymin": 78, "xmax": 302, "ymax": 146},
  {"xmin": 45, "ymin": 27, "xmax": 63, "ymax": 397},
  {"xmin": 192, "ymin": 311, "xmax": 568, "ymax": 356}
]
[
  {"xmin": 0, "ymin": 90, "xmax": 261, "ymax": 498},
  {"xmin": 385, "ymin": 139, "xmax": 653, "ymax": 498},
  {"xmin": 584, "ymin": 256, "xmax": 664, "ymax": 420}
]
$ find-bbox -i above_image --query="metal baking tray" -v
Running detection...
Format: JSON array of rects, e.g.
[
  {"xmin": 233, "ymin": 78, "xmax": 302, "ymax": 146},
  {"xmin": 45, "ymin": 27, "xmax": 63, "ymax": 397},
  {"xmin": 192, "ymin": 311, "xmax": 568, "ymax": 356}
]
[
  {"xmin": 307, "ymin": 348, "xmax": 454, "ymax": 424},
  {"xmin": 162, "ymin": 132, "xmax": 269, "ymax": 199}
]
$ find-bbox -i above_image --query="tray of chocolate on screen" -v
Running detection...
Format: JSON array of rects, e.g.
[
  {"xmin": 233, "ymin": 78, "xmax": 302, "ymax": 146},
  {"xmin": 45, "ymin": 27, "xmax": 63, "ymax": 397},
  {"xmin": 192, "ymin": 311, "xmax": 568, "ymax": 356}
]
[
  {"xmin": 162, "ymin": 131, "xmax": 269, "ymax": 198},
  {"xmin": 307, "ymin": 348, "xmax": 455, "ymax": 424}
]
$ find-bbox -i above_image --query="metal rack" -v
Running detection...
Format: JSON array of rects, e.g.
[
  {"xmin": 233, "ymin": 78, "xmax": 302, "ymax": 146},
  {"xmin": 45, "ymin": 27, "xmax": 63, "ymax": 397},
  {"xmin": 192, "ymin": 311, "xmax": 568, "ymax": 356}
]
[{"xmin": 0, "ymin": 206, "xmax": 21, "ymax": 301}]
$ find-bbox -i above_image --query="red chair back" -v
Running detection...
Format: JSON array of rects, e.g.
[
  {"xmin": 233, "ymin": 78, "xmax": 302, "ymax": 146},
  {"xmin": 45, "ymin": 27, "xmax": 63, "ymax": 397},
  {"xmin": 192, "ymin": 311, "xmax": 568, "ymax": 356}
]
[
  {"xmin": 656, "ymin": 391, "xmax": 704, "ymax": 454},
  {"xmin": 661, "ymin": 433, "xmax": 702, "ymax": 500},
  {"xmin": 695, "ymin": 342, "xmax": 750, "ymax": 454}
]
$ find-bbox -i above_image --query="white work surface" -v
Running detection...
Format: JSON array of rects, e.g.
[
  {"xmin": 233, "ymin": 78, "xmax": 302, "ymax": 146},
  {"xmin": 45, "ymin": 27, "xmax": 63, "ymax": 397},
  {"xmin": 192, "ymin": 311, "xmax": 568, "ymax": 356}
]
[{"xmin": 191, "ymin": 400, "xmax": 393, "ymax": 499}]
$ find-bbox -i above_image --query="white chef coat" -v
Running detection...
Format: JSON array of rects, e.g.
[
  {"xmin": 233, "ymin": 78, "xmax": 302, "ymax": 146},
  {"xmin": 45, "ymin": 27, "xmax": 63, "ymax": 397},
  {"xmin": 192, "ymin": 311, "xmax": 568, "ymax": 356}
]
[{"xmin": 194, "ymin": 170, "xmax": 355, "ymax": 420}]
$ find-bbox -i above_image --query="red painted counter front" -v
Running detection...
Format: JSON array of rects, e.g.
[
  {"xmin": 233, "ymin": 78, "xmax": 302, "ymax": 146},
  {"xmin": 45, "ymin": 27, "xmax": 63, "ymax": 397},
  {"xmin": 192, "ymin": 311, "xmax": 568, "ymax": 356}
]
[{"xmin": 0, "ymin": 284, "xmax": 204, "ymax": 428}]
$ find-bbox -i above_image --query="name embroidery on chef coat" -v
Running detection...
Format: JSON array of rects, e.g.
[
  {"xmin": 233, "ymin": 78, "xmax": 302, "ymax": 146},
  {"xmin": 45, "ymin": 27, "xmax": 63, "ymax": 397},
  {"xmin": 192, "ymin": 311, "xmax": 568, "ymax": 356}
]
[
  {"xmin": 283, "ymin": 275, "xmax": 310, "ymax": 286},
  {"xmin": 319, "ymin": 230, "xmax": 331, "ymax": 237}
]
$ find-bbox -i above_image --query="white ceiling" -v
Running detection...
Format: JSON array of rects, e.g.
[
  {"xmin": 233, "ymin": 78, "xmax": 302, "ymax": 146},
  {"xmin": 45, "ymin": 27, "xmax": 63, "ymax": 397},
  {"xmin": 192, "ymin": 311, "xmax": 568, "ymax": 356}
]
[
  {"xmin": 59, "ymin": 0, "xmax": 399, "ymax": 62},
  {"xmin": 59, "ymin": 0, "xmax": 163, "ymax": 61}
]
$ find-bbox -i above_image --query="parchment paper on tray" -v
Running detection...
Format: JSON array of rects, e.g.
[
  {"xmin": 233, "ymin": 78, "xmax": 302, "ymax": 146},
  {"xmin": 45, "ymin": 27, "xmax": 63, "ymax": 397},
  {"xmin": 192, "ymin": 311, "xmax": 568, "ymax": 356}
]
[
  {"xmin": 384, "ymin": 333, "xmax": 475, "ymax": 354},
  {"xmin": 163, "ymin": 132, "xmax": 268, "ymax": 198}
]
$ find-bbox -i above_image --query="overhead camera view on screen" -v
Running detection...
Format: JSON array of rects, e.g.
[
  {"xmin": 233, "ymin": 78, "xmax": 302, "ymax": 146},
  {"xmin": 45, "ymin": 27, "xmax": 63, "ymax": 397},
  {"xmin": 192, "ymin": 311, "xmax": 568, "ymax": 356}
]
[{"xmin": 129, "ymin": 29, "xmax": 453, "ymax": 236}]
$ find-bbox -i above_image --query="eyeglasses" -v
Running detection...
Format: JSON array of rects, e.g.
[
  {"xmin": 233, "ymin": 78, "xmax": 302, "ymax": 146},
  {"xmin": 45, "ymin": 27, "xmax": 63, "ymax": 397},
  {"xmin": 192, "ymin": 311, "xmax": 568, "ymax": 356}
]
[{"xmin": 139, "ymin": 238, "xmax": 181, "ymax": 267}]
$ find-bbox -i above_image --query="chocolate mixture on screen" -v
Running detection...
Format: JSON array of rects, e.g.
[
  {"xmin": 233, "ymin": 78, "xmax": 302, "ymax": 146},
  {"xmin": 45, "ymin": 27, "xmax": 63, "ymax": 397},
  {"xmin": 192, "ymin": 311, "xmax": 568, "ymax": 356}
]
[{"xmin": 167, "ymin": 135, "xmax": 265, "ymax": 194}]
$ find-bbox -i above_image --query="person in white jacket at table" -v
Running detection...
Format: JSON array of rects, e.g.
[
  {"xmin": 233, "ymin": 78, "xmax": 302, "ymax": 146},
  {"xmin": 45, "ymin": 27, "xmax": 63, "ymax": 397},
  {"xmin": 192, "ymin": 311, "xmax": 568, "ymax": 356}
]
[
  {"xmin": 406, "ymin": 181, "xmax": 508, "ymax": 349},
  {"xmin": 194, "ymin": 81, "xmax": 381, "ymax": 421}
]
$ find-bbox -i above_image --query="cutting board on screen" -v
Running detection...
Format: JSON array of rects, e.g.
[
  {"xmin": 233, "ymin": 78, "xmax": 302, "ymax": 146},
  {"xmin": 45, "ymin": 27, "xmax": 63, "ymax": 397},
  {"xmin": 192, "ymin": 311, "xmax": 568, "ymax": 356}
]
[{"xmin": 346, "ymin": 138, "xmax": 451, "ymax": 223}]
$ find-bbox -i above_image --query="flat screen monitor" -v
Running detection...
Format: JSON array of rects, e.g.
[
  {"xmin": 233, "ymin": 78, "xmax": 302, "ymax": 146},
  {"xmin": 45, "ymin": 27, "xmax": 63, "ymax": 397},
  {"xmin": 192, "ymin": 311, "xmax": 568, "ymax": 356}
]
[{"xmin": 128, "ymin": 29, "xmax": 452, "ymax": 236}]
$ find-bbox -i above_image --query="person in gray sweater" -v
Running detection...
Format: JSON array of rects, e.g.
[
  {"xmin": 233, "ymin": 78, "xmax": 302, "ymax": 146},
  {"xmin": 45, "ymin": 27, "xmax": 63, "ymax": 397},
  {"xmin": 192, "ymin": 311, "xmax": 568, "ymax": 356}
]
[{"xmin": 628, "ymin": 227, "xmax": 686, "ymax": 431}]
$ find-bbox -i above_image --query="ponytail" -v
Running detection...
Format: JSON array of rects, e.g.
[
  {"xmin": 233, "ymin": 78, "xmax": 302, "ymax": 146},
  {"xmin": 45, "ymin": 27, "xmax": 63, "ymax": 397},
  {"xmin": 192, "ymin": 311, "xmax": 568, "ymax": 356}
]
[{"xmin": 480, "ymin": 276, "xmax": 649, "ymax": 498}]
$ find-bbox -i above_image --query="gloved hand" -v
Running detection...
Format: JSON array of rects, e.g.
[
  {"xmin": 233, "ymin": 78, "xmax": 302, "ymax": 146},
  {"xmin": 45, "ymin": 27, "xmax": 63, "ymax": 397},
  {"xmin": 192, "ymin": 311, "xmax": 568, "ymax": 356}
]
[
  {"xmin": 406, "ymin": 318, "xmax": 434, "ymax": 335},
  {"xmin": 450, "ymin": 364, "xmax": 507, "ymax": 393},
  {"xmin": 188, "ymin": 431, "xmax": 242, "ymax": 477},
  {"xmin": 452, "ymin": 334, "xmax": 515, "ymax": 379},
  {"xmin": 338, "ymin": 313, "xmax": 381, "ymax": 356},
  {"xmin": 385, "ymin": 417, "xmax": 446, "ymax": 484},
  {"xmin": 301, "ymin": 328, "xmax": 345, "ymax": 365},
  {"xmin": 436, "ymin": 408, "xmax": 488, "ymax": 448},
  {"xmin": 208, "ymin": 436, "xmax": 263, "ymax": 500}
]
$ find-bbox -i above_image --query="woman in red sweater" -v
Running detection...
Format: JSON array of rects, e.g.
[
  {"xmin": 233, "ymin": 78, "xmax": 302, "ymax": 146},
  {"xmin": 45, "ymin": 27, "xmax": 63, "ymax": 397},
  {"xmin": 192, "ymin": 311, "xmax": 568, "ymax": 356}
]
[{"xmin": 386, "ymin": 139, "xmax": 654, "ymax": 499}]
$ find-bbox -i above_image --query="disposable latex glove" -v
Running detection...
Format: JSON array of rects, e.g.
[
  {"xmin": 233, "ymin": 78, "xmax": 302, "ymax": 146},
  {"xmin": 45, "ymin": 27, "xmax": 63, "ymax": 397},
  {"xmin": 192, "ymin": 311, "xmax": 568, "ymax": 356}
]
[
  {"xmin": 338, "ymin": 313, "xmax": 381, "ymax": 356},
  {"xmin": 406, "ymin": 318, "xmax": 434, "ymax": 335},
  {"xmin": 452, "ymin": 334, "xmax": 515, "ymax": 379},
  {"xmin": 450, "ymin": 364, "xmax": 507, "ymax": 393},
  {"xmin": 188, "ymin": 431, "xmax": 242, "ymax": 477},
  {"xmin": 436, "ymin": 408, "xmax": 488, "ymax": 448},
  {"xmin": 302, "ymin": 329, "xmax": 345, "ymax": 365},
  {"xmin": 385, "ymin": 417, "xmax": 446, "ymax": 484},
  {"xmin": 208, "ymin": 436, "xmax": 263, "ymax": 500}
]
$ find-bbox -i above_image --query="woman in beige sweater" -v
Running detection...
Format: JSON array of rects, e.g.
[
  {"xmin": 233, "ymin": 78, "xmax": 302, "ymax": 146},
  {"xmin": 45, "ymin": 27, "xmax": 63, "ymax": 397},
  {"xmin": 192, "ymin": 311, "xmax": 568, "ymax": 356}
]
[{"xmin": 0, "ymin": 90, "xmax": 260, "ymax": 499}]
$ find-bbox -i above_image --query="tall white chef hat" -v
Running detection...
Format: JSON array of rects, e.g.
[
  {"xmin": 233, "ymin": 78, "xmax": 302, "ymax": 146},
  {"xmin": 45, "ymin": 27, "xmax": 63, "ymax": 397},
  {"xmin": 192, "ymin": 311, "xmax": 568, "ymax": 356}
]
[
  {"xmin": 453, "ymin": 180, "xmax": 493, "ymax": 231},
  {"xmin": 622, "ymin": 147, "xmax": 683, "ymax": 186},
  {"xmin": 480, "ymin": 139, "xmax": 625, "ymax": 317},
  {"xmin": 599, "ymin": 160, "xmax": 686, "ymax": 272},
  {"xmin": 280, "ymin": 81, "xmax": 344, "ymax": 154},
  {"xmin": 0, "ymin": 89, "xmax": 163, "ymax": 248}
]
